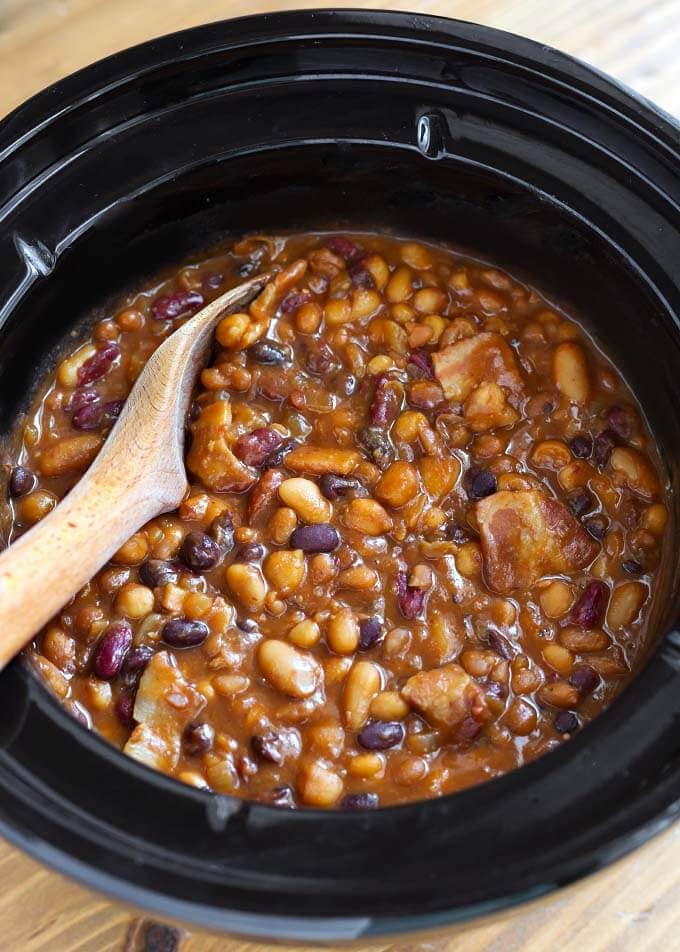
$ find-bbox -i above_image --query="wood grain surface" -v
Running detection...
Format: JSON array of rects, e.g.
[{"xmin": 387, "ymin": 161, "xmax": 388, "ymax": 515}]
[{"xmin": 1, "ymin": 1, "xmax": 679, "ymax": 950}]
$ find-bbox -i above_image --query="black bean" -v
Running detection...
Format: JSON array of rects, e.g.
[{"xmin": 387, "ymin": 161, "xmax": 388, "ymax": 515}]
[
  {"xmin": 290, "ymin": 524, "xmax": 340, "ymax": 553},
  {"xmin": 209, "ymin": 511, "xmax": 234, "ymax": 555},
  {"xmin": 554, "ymin": 711, "xmax": 580, "ymax": 734},
  {"xmin": 622, "ymin": 559, "xmax": 643, "ymax": 575},
  {"xmin": 486, "ymin": 630, "xmax": 514, "ymax": 660},
  {"xmin": 161, "ymin": 618, "xmax": 209, "ymax": 649},
  {"xmin": 9, "ymin": 466, "xmax": 34, "ymax": 497},
  {"xmin": 358, "ymin": 720, "xmax": 405, "ymax": 751},
  {"xmin": 569, "ymin": 435, "xmax": 593, "ymax": 459},
  {"xmin": 319, "ymin": 474, "xmax": 364, "ymax": 500},
  {"xmin": 268, "ymin": 785, "xmax": 296, "ymax": 808},
  {"xmin": 465, "ymin": 467, "xmax": 497, "ymax": 500},
  {"xmin": 180, "ymin": 531, "xmax": 221, "ymax": 571},
  {"xmin": 263, "ymin": 437, "xmax": 298, "ymax": 468},
  {"xmin": 236, "ymin": 543, "xmax": 264, "ymax": 563},
  {"xmin": 357, "ymin": 426, "xmax": 394, "ymax": 469},
  {"xmin": 584, "ymin": 515, "xmax": 608, "ymax": 540},
  {"xmin": 237, "ymin": 617, "xmax": 259, "ymax": 633},
  {"xmin": 570, "ymin": 664, "xmax": 600, "ymax": 695},
  {"xmin": 139, "ymin": 559, "xmax": 179, "ymax": 588},
  {"xmin": 249, "ymin": 338, "xmax": 292, "ymax": 366},
  {"xmin": 184, "ymin": 722, "xmax": 214, "ymax": 756},
  {"xmin": 566, "ymin": 488, "xmax": 594, "ymax": 517},
  {"xmin": 604, "ymin": 405, "xmax": 635, "ymax": 441},
  {"xmin": 341, "ymin": 792, "xmax": 380, "ymax": 810},
  {"xmin": 593, "ymin": 429, "xmax": 618, "ymax": 467},
  {"xmin": 251, "ymin": 733, "xmax": 285, "ymax": 765},
  {"xmin": 358, "ymin": 617, "xmax": 383, "ymax": 651},
  {"xmin": 143, "ymin": 922, "xmax": 182, "ymax": 952},
  {"xmin": 122, "ymin": 644, "xmax": 155, "ymax": 675}
]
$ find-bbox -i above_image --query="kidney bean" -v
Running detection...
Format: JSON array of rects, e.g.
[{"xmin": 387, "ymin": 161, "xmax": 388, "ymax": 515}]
[
  {"xmin": 605, "ymin": 405, "xmax": 635, "ymax": 441},
  {"xmin": 566, "ymin": 488, "xmax": 594, "ymax": 517},
  {"xmin": 122, "ymin": 644, "xmax": 155, "ymax": 675},
  {"xmin": 622, "ymin": 559, "xmax": 643, "ymax": 575},
  {"xmin": 268, "ymin": 785, "xmax": 296, "ymax": 808},
  {"xmin": 233, "ymin": 428, "xmax": 283, "ymax": 466},
  {"xmin": 236, "ymin": 542, "xmax": 264, "ymax": 563},
  {"xmin": 184, "ymin": 722, "xmax": 215, "ymax": 756},
  {"xmin": 115, "ymin": 692, "xmax": 136, "ymax": 728},
  {"xmin": 584, "ymin": 515, "xmax": 608, "ymax": 540},
  {"xmin": 342, "ymin": 792, "xmax": 380, "ymax": 810},
  {"xmin": 249, "ymin": 339, "xmax": 292, "ymax": 366},
  {"xmin": 263, "ymin": 437, "xmax": 298, "ymax": 469},
  {"xmin": 72, "ymin": 402, "xmax": 104, "ymax": 430},
  {"xmin": 358, "ymin": 426, "xmax": 394, "ymax": 469},
  {"xmin": 349, "ymin": 264, "xmax": 375, "ymax": 289},
  {"xmin": 395, "ymin": 570, "xmax": 427, "ymax": 619},
  {"xmin": 465, "ymin": 468, "xmax": 497, "ymax": 500},
  {"xmin": 251, "ymin": 732, "xmax": 285, "ymax": 765},
  {"xmin": 569, "ymin": 435, "xmax": 592, "ymax": 459},
  {"xmin": 554, "ymin": 711, "xmax": 580, "ymax": 733},
  {"xmin": 358, "ymin": 617, "xmax": 383, "ymax": 651},
  {"xmin": 151, "ymin": 289, "xmax": 204, "ymax": 321},
  {"xmin": 66, "ymin": 387, "xmax": 100, "ymax": 414},
  {"xmin": 180, "ymin": 531, "xmax": 222, "ymax": 571},
  {"xmin": 326, "ymin": 236, "xmax": 362, "ymax": 262},
  {"xmin": 209, "ymin": 511, "xmax": 235, "ymax": 555},
  {"xmin": 570, "ymin": 664, "xmax": 600, "ymax": 695},
  {"xmin": 459, "ymin": 716, "xmax": 485, "ymax": 742},
  {"xmin": 358, "ymin": 720, "xmax": 405, "ymax": 750},
  {"xmin": 319, "ymin": 474, "xmax": 364, "ymax": 499},
  {"xmin": 593, "ymin": 429, "xmax": 618, "ymax": 467},
  {"xmin": 408, "ymin": 349, "xmax": 434, "ymax": 379},
  {"xmin": 139, "ymin": 559, "xmax": 179, "ymax": 588},
  {"xmin": 9, "ymin": 465, "xmax": 35, "ymax": 497},
  {"xmin": 161, "ymin": 618, "xmax": 210, "ymax": 648},
  {"xmin": 280, "ymin": 290, "xmax": 311, "ymax": 313},
  {"xmin": 370, "ymin": 375, "xmax": 400, "ymax": 426},
  {"xmin": 202, "ymin": 271, "xmax": 223, "ymax": 291},
  {"xmin": 570, "ymin": 580, "xmax": 609, "ymax": 629},
  {"xmin": 76, "ymin": 342, "xmax": 120, "ymax": 386},
  {"xmin": 92, "ymin": 621, "xmax": 133, "ymax": 679},
  {"xmin": 305, "ymin": 341, "xmax": 338, "ymax": 376},
  {"xmin": 290, "ymin": 524, "xmax": 339, "ymax": 553},
  {"xmin": 486, "ymin": 630, "xmax": 514, "ymax": 660}
]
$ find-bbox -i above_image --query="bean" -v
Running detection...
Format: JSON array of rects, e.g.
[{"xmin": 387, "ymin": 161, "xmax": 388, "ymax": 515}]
[
  {"xmin": 319, "ymin": 474, "xmax": 364, "ymax": 499},
  {"xmin": 297, "ymin": 761, "xmax": 344, "ymax": 807},
  {"xmin": 233, "ymin": 428, "xmax": 283, "ymax": 466},
  {"xmin": 327, "ymin": 608, "xmax": 361, "ymax": 654},
  {"xmin": 395, "ymin": 570, "xmax": 426, "ymax": 619},
  {"xmin": 209, "ymin": 511, "xmax": 235, "ymax": 554},
  {"xmin": 180, "ymin": 531, "xmax": 221, "ymax": 571},
  {"xmin": 465, "ymin": 468, "xmax": 497, "ymax": 500},
  {"xmin": 341, "ymin": 792, "xmax": 380, "ymax": 810},
  {"xmin": 358, "ymin": 720, "xmax": 405, "ymax": 750},
  {"xmin": 263, "ymin": 549, "xmax": 305, "ymax": 596},
  {"xmin": 151, "ymin": 289, "xmax": 203, "ymax": 320},
  {"xmin": 554, "ymin": 711, "xmax": 580, "ymax": 734},
  {"xmin": 290, "ymin": 524, "xmax": 340, "ymax": 553},
  {"xmin": 370, "ymin": 375, "xmax": 401, "ymax": 426},
  {"xmin": 251, "ymin": 733, "xmax": 285, "ymax": 765},
  {"xmin": 358, "ymin": 426, "xmax": 394, "ymax": 469},
  {"xmin": 92, "ymin": 621, "xmax": 133, "ymax": 679},
  {"xmin": 408, "ymin": 349, "xmax": 434, "ymax": 378},
  {"xmin": 344, "ymin": 498, "xmax": 393, "ymax": 536},
  {"xmin": 284, "ymin": 446, "xmax": 360, "ymax": 476},
  {"xmin": 184, "ymin": 722, "xmax": 215, "ymax": 756},
  {"xmin": 609, "ymin": 446, "xmax": 660, "ymax": 499},
  {"xmin": 375, "ymin": 461, "xmax": 419, "ymax": 509},
  {"xmin": 9, "ymin": 466, "xmax": 34, "ymax": 497},
  {"xmin": 538, "ymin": 681, "xmax": 579, "ymax": 709},
  {"xmin": 280, "ymin": 290, "xmax": 312, "ymax": 314},
  {"xmin": 37, "ymin": 433, "xmax": 102, "ymax": 477},
  {"xmin": 570, "ymin": 664, "xmax": 600, "ymax": 694},
  {"xmin": 115, "ymin": 693, "xmax": 136, "ymax": 728},
  {"xmin": 139, "ymin": 559, "xmax": 179, "ymax": 588},
  {"xmin": 122, "ymin": 644, "xmax": 155, "ymax": 675},
  {"xmin": 76, "ymin": 342, "xmax": 121, "ymax": 386},
  {"xmin": 326, "ymin": 236, "xmax": 362, "ymax": 261},
  {"xmin": 114, "ymin": 582, "xmax": 154, "ymax": 619},
  {"xmin": 570, "ymin": 581, "xmax": 609, "ymax": 629},
  {"xmin": 370, "ymin": 691, "xmax": 410, "ymax": 720},
  {"xmin": 606, "ymin": 581, "xmax": 647, "ymax": 629},
  {"xmin": 289, "ymin": 619, "xmax": 321, "ymax": 648},
  {"xmin": 553, "ymin": 341, "xmax": 590, "ymax": 404},
  {"xmin": 161, "ymin": 618, "xmax": 210, "ymax": 648},
  {"xmin": 604, "ymin": 405, "xmax": 635, "ymax": 441},
  {"xmin": 258, "ymin": 639, "xmax": 322, "ymax": 698},
  {"xmin": 249, "ymin": 339, "xmax": 292, "ymax": 366},
  {"xmin": 343, "ymin": 660, "xmax": 382, "ymax": 730},
  {"xmin": 279, "ymin": 477, "xmax": 331, "ymax": 524},
  {"xmin": 359, "ymin": 617, "xmax": 383, "ymax": 651},
  {"xmin": 569, "ymin": 435, "xmax": 592, "ymax": 459},
  {"xmin": 225, "ymin": 563, "xmax": 267, "ymax": 611},
  {"xmin": 593, "ymin": 429, "xmax": 618, "ymax": 468}
]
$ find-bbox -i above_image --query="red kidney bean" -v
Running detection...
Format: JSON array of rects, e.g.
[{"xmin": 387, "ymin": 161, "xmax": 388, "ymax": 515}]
[
  {"xmin": 115, "ymin": 692, "xmax": 136, "ymax": 728},
  {"xmin": 151, "ymin": 289, "xmax": 204, "ymax": 321},
  {"xmin": 122, "ymin": 644, "xmax": 155, "ymax": 675},
  {"xmin": 249, "ymin": 339, "xmax": 292, "ymax": 366},
  {"xmin": 569, "ymin": 435, "xmax": 592, "ymax": 459},
  {"xmin": 251, "ymin": 733, "xmax": 285, "ymax": 765},
  {"xmin": 358, "ymin": 720, "xmax": 405, "ymax": 750},
  {"xmin": 263, "ymin": 437, "xmax": 299, "ymax": 469},
  {"xmin": 9, "ymin": 466, "xmax": 35, "ymax": 497},
  {"xmin": 326, "ymin": 236, "xmax": 362, "ymax": 262},
  {"xmin": 370, "ymin": 375, "xmax": 400, "ymax": 426},
  {"xmin": 570, "ymin": 580, "xmax": 609, "ymax": 629},
  {"xmin": 408, "ymin": 349, "xmax": 434, "ymax": 379},
  {"xmin": 139, "ymin": 559, "xmax": 179, "ymax": 588},
  {"xmin": 604, "ymin": 405, "xmax": 635, "ymax": 441},
  {"xmin": 341, "ymin": 792, "xmax": 380, "ymax": 810},
  {"xmin": 92, "ymin": 621, "xmax": 133, "ymax": 679},
  {"xmin": 593, "ymin": 429, "xmax": 618, "ymax": 467},
  {"xmin": 280, "ymin": 290, "xmax": 311, "ymax": 314},
  {"xmin": 554, "ymin": 711, "xmax": 580, "ymax": 733},
  {"xmin": 233, "ymin": 428, "xmax": 284, "ymax": 466},
  {"xmin": 77, "ymin": 342, "xmax": 120, "ymax": 386},
  {"xmin": 290, "ymin": 524, "xmax": 339, "ymax": 553},
  {"xmin": 72, "ymin": 402, "xmax": 104, "ymax": 430},
  {"xmin": 465, "ymin": 468, "xmax": 497, "ymax": 500},
  {"xmin": 66, "ymin": 387, "xmax": 100, "ymax": 414},
  {"xmin": 395, "ymin": 570, "xmax": 427, "ymax": 619},
  {"xmin": 305, "ymin": 341, "xmax": 338, "ymax": 376},
  {"xmin": 570, "ymin": 664, "xmax": 600, "ymax": 695},
  {"xmin": 358, "ymin": 617, "xmax": 383, "ymax": 651},
  {"xmin": 180, "ymin": 531, "xmax": 222, "ymax": 571},
  {"xmin": 184, "ymin": 722, "xmax": 215, "ymax": 756},
  {"xmin": 161, "ymin": 618, "xmax": 209, "ymax": 648}
]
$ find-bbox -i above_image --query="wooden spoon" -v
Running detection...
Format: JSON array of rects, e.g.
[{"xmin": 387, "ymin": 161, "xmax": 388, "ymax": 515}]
[{"xmin": 0, "ymin": 273, "xmax": 269, "ymax": 670}]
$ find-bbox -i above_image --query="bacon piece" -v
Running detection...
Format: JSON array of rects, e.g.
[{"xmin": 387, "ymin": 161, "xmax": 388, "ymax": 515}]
[
  {"xmin": 186, "ymin": 400, "xmax": 257, "ymax": 493},
  {"xmin": 432, "ymin": 332, "xmax": 524, "ymax": 402},
  {"xmin": 402, "ymin": 663, "xmax": 490, "ymax": 733},
  {"xmin": 476, "ymin": 489, "xmax": 597, "ymax": 594}
]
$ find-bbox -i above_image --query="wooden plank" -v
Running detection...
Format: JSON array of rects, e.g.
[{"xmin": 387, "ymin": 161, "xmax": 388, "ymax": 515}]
[{"xmin": 1, "ymin": 0, "xmax": 679, "ymax": 948}]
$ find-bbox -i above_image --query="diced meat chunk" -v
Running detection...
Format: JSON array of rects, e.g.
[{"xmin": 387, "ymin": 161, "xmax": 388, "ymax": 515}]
[
  {"xmin": 463, "ymin": 382, "xmax": 519, "ymax": 432},
  {"xmin": 124, "ymin": 651, "xmax": 205, "ymax": 771},
  {"xmin": 187, "ymin": 400, "xmax": 257, "ymax": 493},
  {"xmin": 402, "ymin": 663, "xmax": 489, "ymax": 733},
  {"xmin": 432, "ymin": 332, "xmax": 524, "ymax": 402},
  {"xmin": 476, "ymin": 489, "xmax": 597, "ymax": 594}
]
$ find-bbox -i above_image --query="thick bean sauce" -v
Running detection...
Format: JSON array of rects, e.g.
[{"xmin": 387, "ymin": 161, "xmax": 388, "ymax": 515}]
[{"xmin": 5, "ymin": 233, "xmax": 668, "ymax": 808}]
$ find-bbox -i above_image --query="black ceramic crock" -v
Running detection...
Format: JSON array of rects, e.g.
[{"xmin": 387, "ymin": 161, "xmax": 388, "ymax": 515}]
[{"xmin": 1, "ymin": 10, "xmax": 680, "ymax": 942}]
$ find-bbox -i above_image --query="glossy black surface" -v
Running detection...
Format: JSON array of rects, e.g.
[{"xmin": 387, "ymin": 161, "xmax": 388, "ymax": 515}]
[{"xmin": 0, "ymin": 10, "xmax": 680, "ymax": 941}]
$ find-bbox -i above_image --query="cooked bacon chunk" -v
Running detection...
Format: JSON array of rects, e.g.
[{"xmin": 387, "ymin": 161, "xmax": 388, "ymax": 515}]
[
  {"xmin": 187, "ymin": 400, "xmax": 257, "ymax": 493},
  {"xmin": 124, "ymin": 652, "xmax": 205, "ymax": 771},
  {"xmin": 476, "ymin": 489, "xmax": 597, "ymax": 594},
  {"xmin": 432, "ymin": 332, "xmax": 524, "ymax": 403},
  {"xmin": 402, "ymin": 663, "xmax": 490, "ymax": 733}
]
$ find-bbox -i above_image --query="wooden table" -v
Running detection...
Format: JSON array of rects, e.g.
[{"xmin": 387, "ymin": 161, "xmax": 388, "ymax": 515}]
[{"xmin": 1, "ymin": 1, "xmax": 679, "ymax": 949}]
